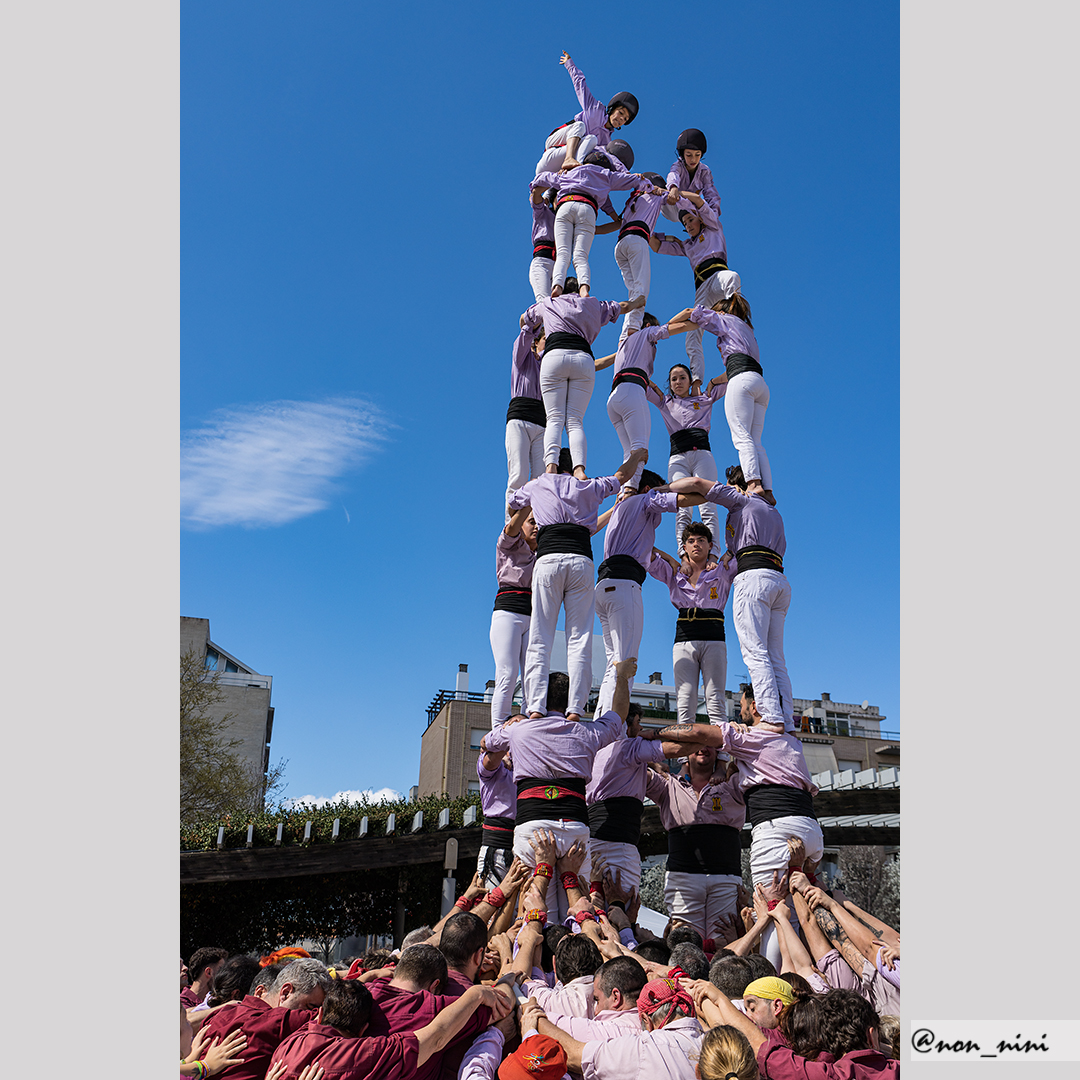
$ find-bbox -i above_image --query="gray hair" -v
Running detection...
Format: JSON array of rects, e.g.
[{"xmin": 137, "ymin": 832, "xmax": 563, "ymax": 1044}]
[
  {"xmin": 401, "ymin": 926, "xmax": 434, "ymax": 950},
  {"xmin": 270, "ymin": 958, "xmax": 331, "ymax": 997}
]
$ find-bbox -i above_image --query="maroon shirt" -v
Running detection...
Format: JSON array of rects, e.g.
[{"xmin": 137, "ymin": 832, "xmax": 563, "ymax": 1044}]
[
  {"xmin": 199, "ymin": 995, "xmax": 316, "ymax": 1080},
  {"xmin": 757, "ymin": 1041, "xmax": 899, "ymax": 1079},
  {"xmin": 269, "ymin": 1021, "xmax": 418, "ymax": 1080}
]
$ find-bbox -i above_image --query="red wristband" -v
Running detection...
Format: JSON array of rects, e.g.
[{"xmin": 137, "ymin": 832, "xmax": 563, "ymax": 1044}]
[
  {"xmin": 767, "ymin": 899, "xmax": 781, "ymax": 910},
  {"xmin": 561, "ymin": 872, "xmax": 580, "ymax": 893},
  {"xmin": 593, "ymin": 907, "xmax": 607, "ymax": 919},
  {"xmin": 589, "ymin": 880, "xmax": 605, "ymax": 897},
  {"xmin": 574, "ymin": 909, "xmax": 597, "ymax": 925},
  {"xmin": 525, "ymin": 909, "xmax": 547, "ymax": 925},
  {"xmin": 484, "ymin": 887, "xmax": 506, "ymax": 908},
  {"xmin": 534, "ymin": 862, "xmax": 554, "ymax": 879},
  {"xmin": 454, "ymin": 896, "xmax": 476, "ymax": 911}
]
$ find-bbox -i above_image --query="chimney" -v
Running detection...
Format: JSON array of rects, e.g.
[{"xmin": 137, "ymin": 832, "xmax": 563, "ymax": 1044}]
[
  {"xmin": 455, "ymin": 664, "xmax": 469, "ymax": 700},
  {"xmin": 821, "ymin": 692, "xmax": 831, "ymax": 702},
  {"xmin": 484, "ymin": 679, "xmax": 495, "ymax": 703},
  {"xmin": 649, "ymin": 672, "xmax": 663, "ymax": 685}
]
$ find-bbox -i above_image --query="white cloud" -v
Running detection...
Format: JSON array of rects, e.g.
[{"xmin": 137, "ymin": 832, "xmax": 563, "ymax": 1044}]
[
  {"xmin": 181, "ymin": 397, "xmax": 391, "ymax": 528},
  {"xmin": 284, "ymin": 787, "xmax": 403, "ymax": 810}
]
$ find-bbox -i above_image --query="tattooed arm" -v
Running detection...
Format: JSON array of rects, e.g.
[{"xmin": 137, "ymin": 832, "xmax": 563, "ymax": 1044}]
[
  {"xmin": 803, "ymin": 887, "xmax": 869, "ymax": 976},
  {"xmin": 832, "ymin": 887, "xmax": 900, "ymax": 948}
]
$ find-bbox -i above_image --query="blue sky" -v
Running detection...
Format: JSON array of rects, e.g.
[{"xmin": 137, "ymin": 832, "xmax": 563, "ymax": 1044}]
[{"xmin": 180, "ymin": 1, "xmax": 899, "ymax": 804}]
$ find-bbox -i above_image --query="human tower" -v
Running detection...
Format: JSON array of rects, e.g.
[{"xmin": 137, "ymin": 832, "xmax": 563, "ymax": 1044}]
[{"xmin": 478, "ymin": 52, "xmax": 821, "ymax": 969}]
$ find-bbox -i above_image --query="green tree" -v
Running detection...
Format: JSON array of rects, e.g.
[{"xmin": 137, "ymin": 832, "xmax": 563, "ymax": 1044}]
[
  {"xmin": 180, "ymin": 648, "xmax": 285, "ymax": 824},
  {"xmin": 836, "ymin": 846, "xmax": 900, "ymax": 931}
]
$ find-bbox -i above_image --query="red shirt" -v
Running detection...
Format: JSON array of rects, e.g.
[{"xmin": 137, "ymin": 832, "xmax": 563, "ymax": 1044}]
[
  {"xmin": 757, "ymin": 1041, "xmax": 899, "ymax": 1079},
  {"xmin": 200, "ymin": 995, "xmax": 316, "ymax": 1080},
  {"xmin": 269, "ymin": 1021, "xmax": 418, "ymax": 1080}
]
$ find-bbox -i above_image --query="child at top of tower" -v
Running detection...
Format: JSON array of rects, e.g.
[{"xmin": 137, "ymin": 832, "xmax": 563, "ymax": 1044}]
[{"xmin": 662, "ymin": 127, "xmax": 722, "ymax": 222}]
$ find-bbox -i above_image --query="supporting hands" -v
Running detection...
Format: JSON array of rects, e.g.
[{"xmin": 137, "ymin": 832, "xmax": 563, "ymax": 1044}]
[{"xmin": 557, "ymin": 838, "xmax": 589, "ymax": 877}]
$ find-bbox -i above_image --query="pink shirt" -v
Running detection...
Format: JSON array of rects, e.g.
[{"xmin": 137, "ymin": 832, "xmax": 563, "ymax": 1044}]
[
  {"xmin": 713, "ymin": 723, "xmax": 816, "ymax": 794},
  {"xmin": 558, "ymin": 57, "xmax": 614, "ymax": 147},
  {"xmin": 484, "ymin": 710, "xmax": 623, "ymax": 781},
  {"xmin": 645, "ymin": 384, "xmax": 725, "ymax": 436},
  {"xmin": 521, "ymin": 973, "xmax": 595, "ymax": 1019},
  {"xmin": 666, "ymin": 159, "xmax": 721, "ymax": 216},
  {"xmin": 645, "ymin": 769, "xmax": 746, "ymax": 831},
  {"xmin": 601, "ymin": 489, "xmax": 679, "ymax": 567},
  {"xmin": 580, "ymin": 1015, "xmax": 703, "ymax": 1080},
  {"xmin": 619, "ymin": 186, "xmax": 669, "ymax": 235},
  {"xmin": 544, "ymin": 1006, "xmax": 641, "ymax": 1041},
  {"xmin": 647, "ymin": 553, "xmax": 737, "ymax": 611},
  {"xmin": 654, "ymin": 199, "xmax": 727, "ymax": 271},
  {"xmin": 523, "ymin": 295, "xmax": 623, "ymax": 346},
  {"xmin": 705, "ymin": 484, "xmax": 786, "ymax": 558},
  {"xmin": 532, "ymin": 202, "xmax": 556, "ymax": 247},
  {"xmin": 586, "ymin": 734, "xmax": 668, "ymax": 803},
  {"xmin": 612, "ymin": 323, "xmax": 670, "ymax": 379},
  {"xmin": 508, "ymin": 473, "xmax": 619, "ymax": 533},
  {"xmin": 477, "ymin": 757, "xmax": 515, "ymax": 820},
  {"xmin": 495, "ymin": 529, "xmax": 535, "ymax": 589},
  {"xmin": 534, "ymin": 164, "xmax": 643, "ymax": 207},
  {"xmin": 510, "ymin": 326, "xmax": 543, "ymax": 401},
  {"xmin": 688, "ymin": 307, "xmax": 759, "ymax": 363}
]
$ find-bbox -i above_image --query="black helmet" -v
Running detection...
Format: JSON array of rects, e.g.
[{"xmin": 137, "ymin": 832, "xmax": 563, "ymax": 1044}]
[
  {"xmin": 676, "ymin": 128, "xmax": 707, "ymax": 156},
  {"xmin": 606, "ymin": 139, "xmax": 634, "ymax": 171},
  {"xmin": 642, "ymin": 171, "xmax": 666, "ymax": 189},
  {"xmin": 607, "ymin": 91, "xmax": 639, "ymax": 124}
]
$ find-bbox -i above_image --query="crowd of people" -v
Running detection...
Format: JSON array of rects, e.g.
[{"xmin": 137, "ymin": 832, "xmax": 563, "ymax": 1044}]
[{"xmin": 180, "ymin": 52, "xmax": 899, "ymax": 1078}]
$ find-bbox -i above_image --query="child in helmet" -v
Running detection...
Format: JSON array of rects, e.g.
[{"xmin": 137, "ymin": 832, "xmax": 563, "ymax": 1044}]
[{"xmin": 662, "ymin": 127, "xmax": 722, "ymax": 222}]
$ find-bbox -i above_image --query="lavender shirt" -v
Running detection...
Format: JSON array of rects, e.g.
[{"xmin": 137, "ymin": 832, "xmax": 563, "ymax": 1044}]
[
  {"xmin": 477, "ymin": 756, "xmax": 516, "ymax": 820},
  {"xmin": 523, "ymin": 295, "xmax": 623, "ymax": 346},
  {"xmin": 521, "ymin": 973, "xmax": 595, "ymax": 1020},
  {"xmin": 510, "ymin": 326, "xmax": 542, "ymax": 402},
  {"xmin": 544, "ymin": 1006, "xmax": 641, "ymax": 1042},
  {"xmin": 534, "ymin": 164, "xmax": 642, "ymax": 206},
  {"xmin": 532, "ymin": 202, "xmax": 556, "ymax": 247},
  {"xmin": 508, "ymin": 473, "xmax": 619, "ymax": 533},
  {"xmin": 654, "ymin": 199, "xmax": 727, "ymax": 271},
  {"xmin": 612, "ymin": 323, "xmax": 669, "ymax": 379},
  {"xmin": 704, "ymin": 484, "xmax": 786, "ymax": 558},
  {"xmin": 580, "ymin": 1016, "xmax": 703, "ymax": 1080},
  {"xmin": 483, "ymin": 709, "xmax": 623, "ymax": 781},
  {"xmin": 560, "ymin": 56, "xmax": 614, "ymax": 147},
  {"xmin": 712, "ymin": 723, "xmax": 816, "ymax": 794},
  {"xmin": 647, "ymin": 553, "xmax": 737, "ymax": 611},
  {"xmin": 619, "ymin": 186, "xmax": 669, "ymax": 234},
  {"xmin": 601, "ymin": 489, "xmax": 679, "ymax": 567},
  {"xmin": 688, "ymin": 307, "xmax": 759, "ymax": 362},
  {"xmin": 645, "ymin": 769, "xmax": 746, "ymax": 831},
  {"xmin": 666, "ymin": 158, "xmax": 722, "ymax": 216},
  {"xmin": 586, "ymin": 734, "xmax": 668, "ymax": 803},
  {"xmin": 496, "ymin": 529, "xmax": 535, "ymax": 589},
  {"xmin": 645, "ymin": 384, "xmax": 725, "ymax": 436}
]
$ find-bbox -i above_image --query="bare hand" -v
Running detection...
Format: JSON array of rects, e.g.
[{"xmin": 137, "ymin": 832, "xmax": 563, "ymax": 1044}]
[
  {"xmin": 558, "ymin": 838, "xmax": 588, "ymax": 875},
  {"xmin": 560, "ymin": 51, "xmax": 571, "ymax": 66},
  {"xmin": 614, "ymin": 657, "xmax": 638, "ymax": 681},
  {"xmin": 500, "ymin": 858, "xmax": 531, "ymax": 898},
  {"xmin": 528, "ymin": 829, "xmax": 558, "ymax": 868},
  {"xmin": 193, "ymin": 1030, "xmax": 248, "ymax": 1076},
  {"xmin": 522, "ymin": 997, "xmax": 547, "ymax": 1031}
]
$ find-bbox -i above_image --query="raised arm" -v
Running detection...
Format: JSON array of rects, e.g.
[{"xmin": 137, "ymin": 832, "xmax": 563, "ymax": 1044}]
[
  {"xmin": 614, "ymin": 446, "xmax": 649, "ymax": 485},
  {"xmin": 610, "ymin": 657, "xmax": 637, "ymax": 722},
  {"xmin": 414, "ymin": 984, "xmax": 513, "ymax": 1068},
  {"xmin": 504, "ymin": 505, "xmax": 533, "ymax": 537},
  {"xmin": 594, "ymin": 351, "xmax": 617, "ymax": 371}
]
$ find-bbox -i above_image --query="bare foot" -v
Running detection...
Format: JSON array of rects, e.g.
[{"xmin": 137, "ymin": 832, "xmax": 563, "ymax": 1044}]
[
  {"xmin": 763, "ymin": 489, "xmax": 776, "ymax": 506},
  {"xmin": 566, "ymin": 712, "xmax": 581, "ymax": 722},
  {"xmin": 573, "ymin": 465, "xmax": 587, "ymax": 480},
  {"xmin": 551, "ymin": 284, "xmax": 563, "ymax": 298},
  {"xmin": 579, "ymin": 284, "xmax": 590, "ymax": 297},
  {"xmin": 545, "ymin": 463, "xmax": 559, "ymax": 474}
]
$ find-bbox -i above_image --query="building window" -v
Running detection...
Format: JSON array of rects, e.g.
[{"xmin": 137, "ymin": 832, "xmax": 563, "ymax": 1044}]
[
  {"xmin": 204, "ymin": 648, "xmax": 218, "ymax": 670},
  {"xmin": 469, "ymin": 729, "xmax": 487, "ymax": 751},
  {"xmin": 467, "ymin": 781, "xmax": 481, "ymax": 794},
  {"xmin": 225, "ymin": 659, "xmax": 239, "ymax": 673}
]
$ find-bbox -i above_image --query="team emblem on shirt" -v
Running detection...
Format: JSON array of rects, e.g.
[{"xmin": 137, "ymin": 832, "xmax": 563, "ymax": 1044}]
[
  {"xmin": 712, "ymin": 796, "xmax": 723, "ymax": 811},
  {"xmin": 709, "ymin": 586, "xmax": 718, "ymax": 599},
  {"xmin": 693, "ymin": 402, "xmax": 700, "ymax": 409},
  {"xmin": 544, "ymin": 786, "xmax": 559, "ymax": 800}
]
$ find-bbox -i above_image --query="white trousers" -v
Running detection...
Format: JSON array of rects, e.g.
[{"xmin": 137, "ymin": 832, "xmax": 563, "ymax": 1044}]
[
  {"xmin": 540, "ymin": 348, "xmax": 594, "ymax": 469},
  {"xmin": 477, "ymin": 845, "xmax": 514, "ymax": 892},
  {"xmin": 732, "ymin": 569, "xmax": 793, "ymax": 731},
  {"xmin": 606, "ymin": 384, "xmax": 650, "ymax": 490},
  {"xmin": 490, "ymin": 609, "xmax": 530, "ymax": 726},
  {"xmin": 672, "ymin": 638, "xmax": 728, "ymax": 725},
  {"xmin": 663, "ymin": 871, "xmax": 741, "ymax": 939},
  {"xmin": 589, "ymin": 839, "xmax": 642, "ymax": 895},
  {"xmin": 536, "ymin": 125, "xmax": 598, "ymax": 176},
  {"xmin": 514, "ymin": 819, "xmax": 592, "ymax": 924},
  {"xmin": 525, "ymin": 553, "xmax": 595, "ymax": 717},
  {"xmin": 530, "ymin": 256, "xmax": 555, "ymax": 303},
  {"xmin": 724, "ymin": 372, "xmax": 771, "ymax": 489},
  {"xmin": 553, "ymin": 201, "xmax": 597, "ymax": 288},
  {"xmin": 684, "ymin": 271, "xmax": 736, "ymax": 383},
  {"xmin": 614, "ymin": 235, "xmax": 651, "ymax": 345},
  {"xmin": 594, "ymin": 578, "xmax": 643, "ymax": 715},
  {"xmin": 506, "ymin": 418, "xmax": 545, "ymax": 520},
  {"xmin": 668, "ymin": 449, "xmax": 720, "ymax": 556}
]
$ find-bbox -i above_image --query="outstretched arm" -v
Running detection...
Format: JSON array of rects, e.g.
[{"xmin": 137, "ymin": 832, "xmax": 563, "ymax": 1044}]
[
  {"xmin": 504, "ymin": 505, "xmax": 532, "ymax": 537},
  {"xmin": 414, "ymin": 984, "xmax": 513, "ymax": 1068},
  {"xmin": 614, "ymin": 447, "xmax": 649, "ymax": 485},
  {"xmin": 618, "ymin": 295, "xmax": 646, "ymax": 314},
  {"xmin": 593, "ymin": 351, "xmax": 617, "ymax": 371}
]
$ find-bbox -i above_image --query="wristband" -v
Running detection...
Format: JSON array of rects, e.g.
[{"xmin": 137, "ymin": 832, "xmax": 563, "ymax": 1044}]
[
  {"xmin": 190, "ymin": 1063, "xmax": 208, "ymax": 1080},
  {"xmin": 560, "ymin": 872, "xmax": 580, "ymax": 893},
  {"xmin": 668, "ymin": 965, "xmax": 687, "ymax": 981},
  {"xmin": 525, "ymin": 908, "xmax": 548, "ymax": 925},
  {"xmin": 574, "ymin": 909, "xmax": 597, "ymax": 925},
  {"xmin": 589, "ymin": 880, "xmax": 604, "ymax": 897},
  {"xmin": 484, "ymin": 887, "xmax": 506, "ymax": 908},
  {"xmin": 534, "ymin": 862, "xmax": 554, "ymax": 879},
  {"xmin": 767, "ymin": 899, "xmax": 781, "ymax": 911},
  {"xmin": 593, "ymin": 907, "xmax": 607, "ymax": 919},
  {"xmin": 455, "ymin": 896, "xmax": 477, "ymax": 911}
]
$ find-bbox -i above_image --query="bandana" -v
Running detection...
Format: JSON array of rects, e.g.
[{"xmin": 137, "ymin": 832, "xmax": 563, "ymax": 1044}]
[
  {"xmin": 744, "ymin": 976, "xmax": 796, "ymax": 1005},
  {"xmin": 497, "ymin": 1034, "xmax": 567, "ymax": 1080},
  {"xmin": 258, "ymin": 947, "xmax": 310, "ymax": 968},
  {"xmin": 637, "ymin": 977, "xmax": 695, "ymax": 1027}
]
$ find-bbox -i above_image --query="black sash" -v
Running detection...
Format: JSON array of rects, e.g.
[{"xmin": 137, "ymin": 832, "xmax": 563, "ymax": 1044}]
[
  {"xmin": 548, "ymin": 119, "xmax": 577, "ymax": 138},
  {"xmin": 693, "ymin": 255, "xmax": 728, "ymax": 289},
  {"xmin": 597, "ymin": 554, "xmax": 647, "ymax": 585},
  {"xmin": 618, "ymin": 219, "xmax": 652, "ymax": 242},
  {"xmin": 516, "ymin": 775, "xmax": 588, "ymax": 825},
  {"xmin": 506, "ymin": 396, "xmax": 547, "ymax": 427},
  {"xmin": 493, "ymin": 585, "xmax": 532, "ymax": 616},
  {"xmin": 543, "ymin": 332, "xmax": 594, "ymax": 359},
  {"xmin": 536, "ymin": 523, "xmax": 593, "ymax": 560},
  {"xmin": 725, "ymin": 351, "xmax": 764, "ymax": 378},
  {"xmin": 555, "ymin": 190, "xmax": 599, "ymax": 215},
  {"xmin": 588, "ymin": 797, "xmax": 644, "ymax": 844},
  {"xmin": 481, "ymin": 814, "xmax": 516, "ymax": 851},
  {"xmin": 611, "ymin": 367, "xmax": 649, "ymax": 392},
  {"xmin": 667, "ymin": 823, "xmax": 742, "ymax": 874},
  {"xmin": 744, "ymin": 784, "xmax": 816, "ymax": 829},
  {"xmin": 669, "ymin": 427, "xmax": 711, "ymax": 455},
  {"xmin": 533, "ymin": 240, "xmax": 556, "ymax": 260},
  {"xmin": 734, "ymin": 546, "xmax": 784, "ymax": 575},
  {"xmin": 674, "ymin": 608, "xmax": 725, "ymax": 643}
]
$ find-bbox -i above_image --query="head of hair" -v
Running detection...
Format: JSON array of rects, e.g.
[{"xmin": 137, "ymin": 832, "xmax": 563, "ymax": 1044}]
[
  {"xmin": 207, "ymin": 955, "xmax": 262, "ymax": 1007},
  {"xmin": 726, "ymin": 465, "xmax": 747, "ymax": 491},
  {"xmin": 665, "ymin": 923, "xmax": 704, "ymax": 951},
  {"xmin": 740, "ymin": 680, "xmax": 755, "ymax": 702},
  {"xmin": 877, "ymin": 1015, "xmax": 900, "ymax": 1060},
  {"xmin": 667, "ymin": 363, "xmax": 693, "ymax": 393},
  {"xmin": 668, "ymin": 942, "xmax": 710, "ymax": 981},
  {"xmin": 648, "ymin": 998, "xmax": 694, "ymax": 1027},
  {"xmin": 819, "ymin": 989, "xmax": 878, "ymax": 1058},
  {"xmin": 712, "ymin": 293, "xmax": 753, "ymax": 329},
  {"xmin": 438, "ymin": 912, "xmax": 487, "ymax": 969},
  {"xmin": 780, "ymin": 994, "xmax": 825, "ymax": 1061},
  {"xmin": 596, "ymin": 955, "xmax": 648, "ymax": 1000},
  {"xmin": 744, "ymin": 952, "xmax": 777, "ymax": 981},
  {"xmin": 557, "ymin": 447, "xmax": 575, "ymax": 474},
  {"xmin": 642, "ymin": 311, "xmax": 659, "ymax": 328},
  {"xmin": 682, "ymin": 521, "xmax": 713, "ymax": 546},
  {"xmin": 270, "ymin": 958, "xmax": 332, "ymax": 1001},
  {"xmin": 319, "ymin": 978, "xmax": 373, "ymax": 1037},
  {"xmin": 779, "ymin": 972, "xmax": 814, "ymax": 996},
  {"xmin": 633, "ymin": 939, "xmax": 671, "ymax": 965},
  {"xmin": 553, "ymin": 933, "xmax": 603, "ymax": 985},
  {"xmin": 639, "ymin": 469, "xmax": 665, "ymax": 492},
  {"xmin": 188, "ymin": 947, "xmax": 228, "ymax": 983},
  {"xmin": 542, "ymin": 925, "xmax": 570, "ymax": 973},
  {"xmin": 393, "ymin": 944, "xmax": 448, "ymax": 992},
  {"xmin": 400, "ymin": 926, "xmax": 434, "ymax": 951},
  {"xmin": 583, "ymin": 150, "xmax": 613, "ymax": 170},
  {"xmin": 546, "ymin": 671, "xmax": 571, "ymax": 714},
  {"xmin": 563, "ymin": 277, "xmax": 580, "ymax": 295},
  {"xmin": 709, "ymin": 955, "xmax": 754, "ymax": 999},
  {"xmin": 248, "ymin": 964, "xmax": 286, "ymax": 995},
  {"xmin": 361, "ymin": 949, "xmax": 392, "ymax": 970},
  {"xmin": 697, "ymin": 1025, "xmax": 758, "ymax": 1080}
]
